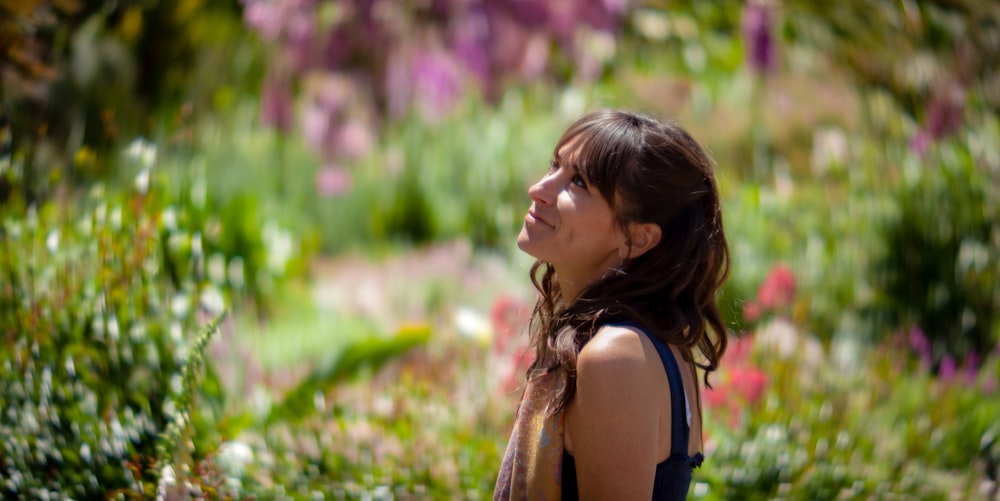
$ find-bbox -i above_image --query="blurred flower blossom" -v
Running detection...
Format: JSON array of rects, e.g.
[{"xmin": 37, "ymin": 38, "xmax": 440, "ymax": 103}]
[
  {"xmin": 262, "ymin": 221, "xmax": 294, "ymax": 276},
  {"xmin": 261, "ymin": 74, "xmax": 294, "ymax": 132},
  {"xmin": 908, "ymin": 326, "xmax": 932, "ymax": 365},
  {"xmin": 489, "ymin": 294, "xmax": 529, "ymax": 355},
  {"xmin": 743, "ymin": 263, "xmax": 796, "ymax": 322},
  {"xmin": 454, "ymin": 306, "xmax": 492, "ymax": 345},
  {"xmin": 811, "ymin": 126, "xmax": 848, "ymax": 177},
  {"xmin": 126, "ymin": 137, "xmax": 157, "ymax": 167},
  {"xmin": 963, "ymin": 351, "xmax": 980, "ymax": 384},
  {"xmin": 939, "ymin": 354, "xmax": 957, "ymax": 381},
  {"xmin": 730, "ymin": 366, "xmax": 768, "ymax": 405},
  {"xmin": 741, "ymin": 0, "xmax": 777, "ymax": 75},
  {"xmin": 216, "ymin": 440, "xmax": 254, "ymax": 478},
  {"xmin": 910, "ymin": 82, "xmax": 966, "ymax": 155},
  {"xmin": 392, "ymin": 48, "xmax": 463, "ymax": 122},
  {"xmin": 315, "ymin": 165, "xmax": 352, "ymax": 197},
  {"xmin": 756, "ymin": 317, "xmax": 798, "ymax": 360}
]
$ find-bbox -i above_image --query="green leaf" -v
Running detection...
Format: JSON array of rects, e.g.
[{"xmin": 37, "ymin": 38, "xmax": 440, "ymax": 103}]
[{"xmin": 265, "ymin": 324, "xmax": 431, "ymax": 425}]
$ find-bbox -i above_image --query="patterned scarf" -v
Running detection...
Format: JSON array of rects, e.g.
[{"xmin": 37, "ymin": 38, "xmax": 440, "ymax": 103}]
[{"xmin": 493, "ymin": 371, "xmax": 566, "ymax": 501}]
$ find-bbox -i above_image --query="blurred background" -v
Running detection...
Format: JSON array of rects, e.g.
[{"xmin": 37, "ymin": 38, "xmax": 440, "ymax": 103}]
[{"xmin": 2, "ymin": 0, "xmax": 999, "ymax": 499}]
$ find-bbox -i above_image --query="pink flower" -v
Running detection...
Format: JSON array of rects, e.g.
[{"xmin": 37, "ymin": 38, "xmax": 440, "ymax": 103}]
[
  {"xmin": 315, "ymin": 165, "xmax": 352, "ymax": 197},
  {"xmin": 757, "ymin": 264, "xmax": 796, "ymax": 311},
  {"xmin": 725, "ymin": 334, "xmax": 755, "ymax": 367},
  {"xmin": 703, "ymin": 385, "xmax": 729, "ymax": 409},
  {"xmin": 742, "ymin": 300, "xmax": 761, "ymax": 322},
  {"xmin": 490, "ymin": 295, "xmax": 529, "ymax": 355},
  {"xmin": 730, "ymin": 366, "xmax": 768, "ymax": 405}
]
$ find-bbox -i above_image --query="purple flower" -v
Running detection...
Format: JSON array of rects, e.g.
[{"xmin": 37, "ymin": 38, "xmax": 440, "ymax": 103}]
[
  {"xmin": 910, "ymin": 82, "xmax": 965, "ymax": 154},
  {"xmin": 391, "ymin": 48, "xmax": 464, "ymax": 122},
  {"xmin": 261, "ymin": 74, "xmax": 293, "ymax": 132},
  {"xmin": 908, "ymin": 326, "xmax": 931, "ymax": 361},
  {"xmin": 938, "ymin": 355, "xmax": 957, "ymax": 381},
  {"xmin": 963, "ymin": 351, "xmax": 980, "ymax": 383},
  {"xmin": 452, "ymin": 6, "xmax": 492, "ymax": 83},
  {"xmin": 741, "ymin": 0, "xmax": 777, "ymax": 75}
]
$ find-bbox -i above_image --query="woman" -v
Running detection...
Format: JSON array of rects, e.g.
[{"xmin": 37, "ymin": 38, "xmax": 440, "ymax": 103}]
[{"xmin": 494, "ymin": 110, "xmax": 730, "ymax": 500}]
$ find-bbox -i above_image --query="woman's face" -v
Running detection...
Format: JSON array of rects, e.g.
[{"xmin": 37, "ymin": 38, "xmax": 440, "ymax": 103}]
[{"xmin": 517, "ymin": 138, "xmax": 627, "ymax": 285}]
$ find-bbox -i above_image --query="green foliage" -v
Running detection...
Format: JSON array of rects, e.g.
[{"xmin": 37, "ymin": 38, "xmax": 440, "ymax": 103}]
[
  {"xmin": 697, "ymin": 327, "xmax": 999, "ymax": 500},
  {"xmin": 872, "ymin": 137, "xmax": 1000, "ymax": 364},
  {"xmin": 265, "ymin": 324, "xmax": 430, "ymax": 426},
  {"xmin": 1, "ymin": 0, "xmax": 258, "ymax": 205},
  {"xmin": 0, "ymin": 184, "xmax": 208, "ymax": 496}
]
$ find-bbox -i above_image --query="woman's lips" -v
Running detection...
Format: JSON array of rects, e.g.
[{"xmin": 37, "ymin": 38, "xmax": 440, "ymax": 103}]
[{"xmin": 526, "ymin": 211, "xmax": 554, "ymax": 228}]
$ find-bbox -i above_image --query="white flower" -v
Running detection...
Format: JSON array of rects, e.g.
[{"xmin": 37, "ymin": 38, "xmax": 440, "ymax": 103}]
[
  {"xmin": 126, "ymin": 138, "xmax": 157, "ymax": 168},
  {"xmin": 262, "ymin": 221, "xmax": 294, "ymax": 276},
  {"xmin": 454, "ymin": 306, "xmax": 492, "ymax": 345},
  {"xmin": 756, "ymin": 317, "xmax": 798, "ymax": 359},
  {"xmin": 156, "ymin": 464, "xmax": 176, "ymax": 501},
  {"xmin": 216, "ymin": 441, "xmax": 254, "ymax": 478},
  {"xmin": 199, "ymin": 285, "xmax": 226, "ymax": 315},
  {"xmin": 135, "ymin": 167, "xmax": 151, "ymax": 194},
  {"xmin": 46, "ymin": 229, "xmax": 59, "ymax": 253}
]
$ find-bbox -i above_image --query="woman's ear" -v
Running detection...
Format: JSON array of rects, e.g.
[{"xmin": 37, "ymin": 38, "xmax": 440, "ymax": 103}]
[{"xmin": 619, "ymin": 222, "xmax": 662, "ymax": 259}]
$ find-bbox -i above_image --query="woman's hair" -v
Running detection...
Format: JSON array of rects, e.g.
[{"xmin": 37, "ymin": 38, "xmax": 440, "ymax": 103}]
[{"xmin": 527, "ymin": 109, "xmax": 731, "ymax": 414}]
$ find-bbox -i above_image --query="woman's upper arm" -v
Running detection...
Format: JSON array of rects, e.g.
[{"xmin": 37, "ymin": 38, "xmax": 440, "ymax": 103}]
[{"xmin": 565, "ymin": 326, "xmax": 661, "ymax": 500}]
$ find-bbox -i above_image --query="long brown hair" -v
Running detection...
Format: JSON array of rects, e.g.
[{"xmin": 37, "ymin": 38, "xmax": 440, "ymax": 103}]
[{"xmin": 526, "ymin": 110, "xmax": 731, "ymax": 414}]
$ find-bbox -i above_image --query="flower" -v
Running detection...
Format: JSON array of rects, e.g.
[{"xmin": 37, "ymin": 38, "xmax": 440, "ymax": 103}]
[
  {"xmin": 757, "ymin": 264, "xmax": 796, "ymax": 311},
  {"xmin": 261, "ymin": 74, "xmax": 294, "ymax": 132},
  {"xmin": 490, "ymin": 294, "xmax": 529, "ymax": 354},
  {"xmin": 910, "ymin": 82, "xmax": 965, "ymax": 154},
  {"xmin": 741, "ymin": 0, "xmax": 777, "ymax": 75},
  {"xmin": 730, "ymin": 366, "xmax": 768, "ymax": 405},
  {"xmin": 743, "ymin": 264, "xmax": 796, "ymax": 322},
  {"xmin": 315, "ymin": 165, "xmax": 352, "ymax": 197},
  {"xmin": 938, "ymin": 355, "xmax": 957, "ymax": 381}
]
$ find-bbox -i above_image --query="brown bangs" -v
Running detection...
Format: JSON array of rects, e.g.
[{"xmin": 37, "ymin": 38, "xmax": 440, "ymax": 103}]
[{"xmin": 552, "ymin": 114, "xmax": 645, "ymax": 212}]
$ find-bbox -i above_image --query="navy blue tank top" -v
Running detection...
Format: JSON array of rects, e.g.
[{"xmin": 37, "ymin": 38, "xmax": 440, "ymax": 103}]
[{"xmin": 561, "ymin": 325, "xmax": 703, "ymax": 500}]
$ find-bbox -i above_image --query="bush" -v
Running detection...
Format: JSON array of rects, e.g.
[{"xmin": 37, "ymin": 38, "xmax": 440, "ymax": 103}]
[
  {"xmin": 872, "ymin": 137, "xmax": 1000, "ymax": 367},
  {"xmin": 0, "ymin": 163, "xmax": 259, "ymax": 497}
]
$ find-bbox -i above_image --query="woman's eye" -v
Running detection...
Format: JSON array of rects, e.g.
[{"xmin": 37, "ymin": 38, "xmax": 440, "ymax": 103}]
[
  {"xmin": 571, "ymin": 174, "xmax": 587, "ymax": 188},
  {"xmin": 547, "ymin": 161, "xmax": 558, "ymax": 174}
]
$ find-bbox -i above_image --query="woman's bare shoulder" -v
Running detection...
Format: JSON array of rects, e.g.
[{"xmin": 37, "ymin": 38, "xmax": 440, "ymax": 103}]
[{"xmin": 577, "ymin": 324, "xmax": 659, "ymax": 380}]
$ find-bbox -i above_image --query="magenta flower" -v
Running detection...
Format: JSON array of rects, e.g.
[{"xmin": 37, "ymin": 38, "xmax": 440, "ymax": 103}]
[{"xmin": 741, "ymin": 0, "xmax": 777, "ymax": 75}]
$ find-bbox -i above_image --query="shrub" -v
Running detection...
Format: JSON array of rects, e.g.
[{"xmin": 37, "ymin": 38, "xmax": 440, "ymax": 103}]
[
  {"xmin": 0, "ymin": 166, "xmax": 251, "ymax": 497},
  {"xmin": 872, "ymin": 138, "xmax": 1000, "ymax": 368}
]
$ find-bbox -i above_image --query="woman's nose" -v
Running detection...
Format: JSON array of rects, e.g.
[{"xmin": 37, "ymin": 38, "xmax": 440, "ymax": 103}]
[{"xmin": 528, "ymin": 175, "xmax": 557, "ymax": 205}]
